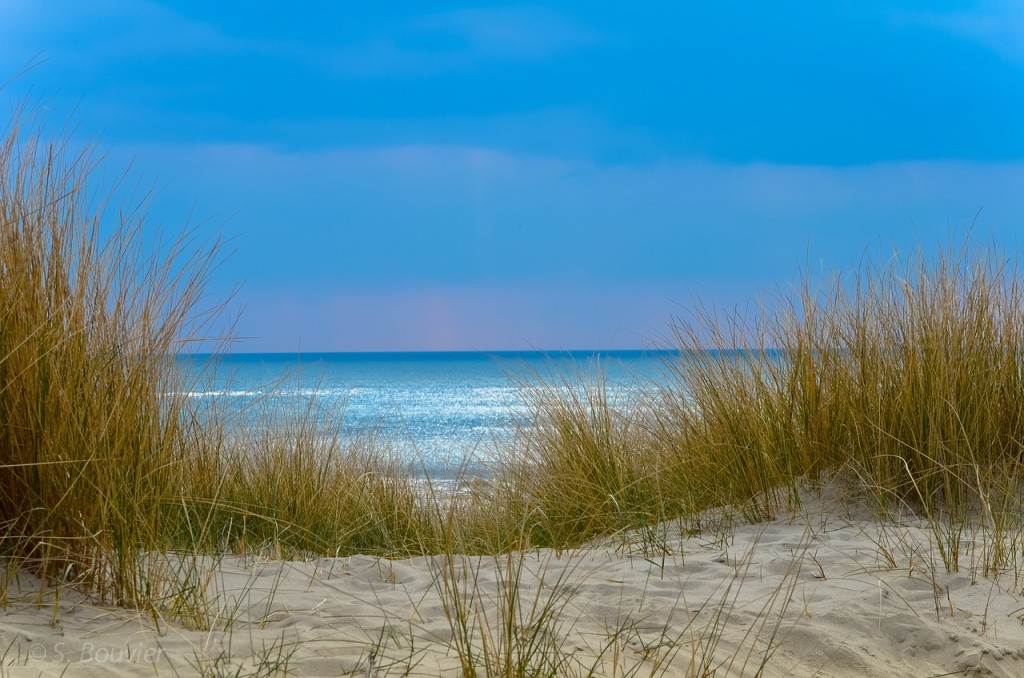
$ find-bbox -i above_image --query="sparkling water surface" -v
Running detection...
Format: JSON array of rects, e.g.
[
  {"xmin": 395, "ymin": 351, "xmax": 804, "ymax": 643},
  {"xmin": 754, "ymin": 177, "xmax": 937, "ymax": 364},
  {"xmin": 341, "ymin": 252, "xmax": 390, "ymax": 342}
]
[{"xmin": 174, "ymin": 351, "xmax": 676, "ymax": 475}]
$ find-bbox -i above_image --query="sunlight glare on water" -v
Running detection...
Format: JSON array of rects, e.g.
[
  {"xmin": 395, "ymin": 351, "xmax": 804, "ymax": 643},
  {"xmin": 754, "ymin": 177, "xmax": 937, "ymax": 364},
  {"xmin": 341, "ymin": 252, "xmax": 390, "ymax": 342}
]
[{"xmin": 173, "ymin": 351, "xmax": 675, "ymax": 476}]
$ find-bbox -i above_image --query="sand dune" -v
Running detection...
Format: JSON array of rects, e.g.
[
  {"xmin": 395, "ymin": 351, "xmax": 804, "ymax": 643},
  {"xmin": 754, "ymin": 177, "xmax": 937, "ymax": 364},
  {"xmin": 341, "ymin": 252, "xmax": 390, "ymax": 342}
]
[{"xmin": 3, "ymin": 487, "xmax": 1023, "ymax": 677}]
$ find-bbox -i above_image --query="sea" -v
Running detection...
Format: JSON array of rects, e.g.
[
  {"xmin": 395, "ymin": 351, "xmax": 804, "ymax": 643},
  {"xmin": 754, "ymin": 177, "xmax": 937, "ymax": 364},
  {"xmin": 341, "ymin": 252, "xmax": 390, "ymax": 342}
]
[{"xmin": 173, "ymin": 350, "xmax": 676, "ymax": 476}]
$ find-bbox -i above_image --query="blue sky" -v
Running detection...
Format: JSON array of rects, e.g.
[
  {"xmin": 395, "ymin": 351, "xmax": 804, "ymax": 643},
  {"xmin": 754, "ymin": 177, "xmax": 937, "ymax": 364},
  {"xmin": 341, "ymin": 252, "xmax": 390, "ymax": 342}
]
[{"xmin": 2, "ymin": 1, "xmax": 1023, "ymax": 351}]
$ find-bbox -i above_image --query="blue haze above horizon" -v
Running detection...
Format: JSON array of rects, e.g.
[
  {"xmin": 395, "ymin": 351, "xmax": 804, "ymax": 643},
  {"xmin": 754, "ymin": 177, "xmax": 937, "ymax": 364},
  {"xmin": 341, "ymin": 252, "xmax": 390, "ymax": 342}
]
[{"xmin": 2, "ymin": 2, "xmax": 1023, "ymax": 352}]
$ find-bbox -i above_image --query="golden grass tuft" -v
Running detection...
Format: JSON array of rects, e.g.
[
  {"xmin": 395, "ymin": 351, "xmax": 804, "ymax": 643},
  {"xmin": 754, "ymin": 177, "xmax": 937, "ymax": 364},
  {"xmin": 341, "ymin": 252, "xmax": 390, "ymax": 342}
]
[
  {"xmin": 0, "ymin": 104, "xmax": 438, "ymax": 621},
  {"xmin": 513, "ymin": 236, "xmax": 1024, "ymax": 574},
  {"xmin": 0, "ymin": 103, "xmax": 223, "ymax": 607}
]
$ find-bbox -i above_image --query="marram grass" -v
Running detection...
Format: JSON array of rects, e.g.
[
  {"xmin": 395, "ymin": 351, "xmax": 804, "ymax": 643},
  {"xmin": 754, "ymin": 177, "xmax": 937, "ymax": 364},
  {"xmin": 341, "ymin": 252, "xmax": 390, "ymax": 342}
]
[
  {"xmin": 0, "ymin": 108, "xmax": 220, "ymax": 607},
  {"xmin": 0, "ymin": 106, "xmax": 433, "ymax": 616},
  {"xmin": 514, "ymin": 237, "xmax": 1024, "ymax": 573},
  {"xmin": 658, "ymin": 240, "xmax": 1024, "ymax": 535}
]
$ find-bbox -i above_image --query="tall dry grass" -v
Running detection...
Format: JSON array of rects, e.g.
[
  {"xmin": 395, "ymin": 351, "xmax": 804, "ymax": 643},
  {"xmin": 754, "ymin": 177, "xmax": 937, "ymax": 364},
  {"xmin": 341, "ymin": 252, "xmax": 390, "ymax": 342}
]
[
  {"xmin": 512, "ymin": 237, "xmax": 1024, "ymax": 573},
  {"xmin": 499, "ymin": 371, "xmax": 668, "ymax": 549},
  {"xmin": 0, "ymin": 105, "xmax": 226, "ymax": 607},
  {"xmin": 0, "ymin": 105, "xmax": 441, "ymax": 621},
  {"xmin": 659, "ymin": 240, "xmax": 1024, "ymax": 533},
  {"xmin": 178, "ymin": 398, "xmax": 436, "ymax": 559}
]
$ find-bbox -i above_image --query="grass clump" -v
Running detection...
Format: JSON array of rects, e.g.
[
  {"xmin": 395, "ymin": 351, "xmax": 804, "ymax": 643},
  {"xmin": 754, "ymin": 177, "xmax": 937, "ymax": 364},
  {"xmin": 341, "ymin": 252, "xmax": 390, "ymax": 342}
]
[
  {"xmin": 0, "ymin": 105, "xmax": 222, "ymax": 607},
  {"xmin": 503, "ymin": 371, "xmax": 667, "ymax": 549},
  {"xmin": 665, "ymin": 239, "xmax": 1024, "ymax": 530},
  {"xmin": 0, "ymin": 104, "xmax": 441, "ymax": 621},
  {"xmin": 183, "ymin": 401, "xmax": 436, "ymax": 559},
  {"xmin": 515, "ymin": 236, "xmax": 1024, "ymax": 573}
]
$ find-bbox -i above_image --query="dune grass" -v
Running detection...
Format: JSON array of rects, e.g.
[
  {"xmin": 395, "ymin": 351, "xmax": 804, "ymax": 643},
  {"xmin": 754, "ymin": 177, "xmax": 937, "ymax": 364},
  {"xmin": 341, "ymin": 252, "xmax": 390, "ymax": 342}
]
[
  {"xmin": 0, "ymin": 106, "xmax": 221, "ymax": 608},
  {"xmin": 6, "ymin": 96, "xmax": 1024, "ymax": 674},
  {"xmin": 507, "ymin": 236, "xmax": 1024, "ymax": 577},
  {"xmin": 658, "ymin": 239, "xmax": 1024, "ymax": 574},
  {"xmin": 0, "ymin": 106, "xmax": 436, "ymax": 618}
]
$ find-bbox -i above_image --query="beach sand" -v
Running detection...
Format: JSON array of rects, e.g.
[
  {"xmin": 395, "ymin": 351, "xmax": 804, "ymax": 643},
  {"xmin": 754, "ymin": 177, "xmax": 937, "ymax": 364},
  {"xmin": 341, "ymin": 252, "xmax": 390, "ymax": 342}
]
[{"xmin": 3, "ymin": 485, "xmax": 1024, "ymax": 677}]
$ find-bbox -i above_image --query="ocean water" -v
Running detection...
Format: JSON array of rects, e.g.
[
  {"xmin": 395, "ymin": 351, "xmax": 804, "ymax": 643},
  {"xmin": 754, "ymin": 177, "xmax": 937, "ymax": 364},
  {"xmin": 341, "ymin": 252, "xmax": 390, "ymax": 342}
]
[{"xmin": 173, "ymin": 351, "xmax": 675, "ymax": 475}]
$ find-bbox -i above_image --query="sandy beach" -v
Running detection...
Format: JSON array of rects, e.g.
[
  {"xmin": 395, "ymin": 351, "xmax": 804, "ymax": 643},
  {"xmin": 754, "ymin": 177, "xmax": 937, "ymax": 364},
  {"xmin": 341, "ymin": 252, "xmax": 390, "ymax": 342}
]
[{"xmin": 2, "ymin": 482, "xmax": 1022, "ymax": 678}]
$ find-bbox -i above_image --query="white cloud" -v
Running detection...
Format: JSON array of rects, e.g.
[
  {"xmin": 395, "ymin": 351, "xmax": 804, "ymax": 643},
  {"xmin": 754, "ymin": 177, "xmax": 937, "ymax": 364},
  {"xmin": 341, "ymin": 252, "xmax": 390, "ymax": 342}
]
[
  {"xmin": 234, "ymin": 281, "xmax": 673, "ymax": 352},
  {"xmin": 413, "ymin": 7, "xmax": 603, "ymax": 60},
  {"xmin": 104, "ymin": 139, "xmax": 1024, "ymax": 350},
  {"xmin": 118, "ymin": 140, "xmax": 1024, "ymax": 242},
  {"xmin": 324, "ymin": 7, "xmax": 603, "ymax": 77},
  {"xmin": 0, "ymin": 0, "xmax": 240, "ymax": 65},
  {"xmin": 899, "ymin": 0, "xmax": 1024, "ymax": 64},
  {"xmin": 118, "ymin": 138, "xmax": 1024, "ymax": 275}
]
